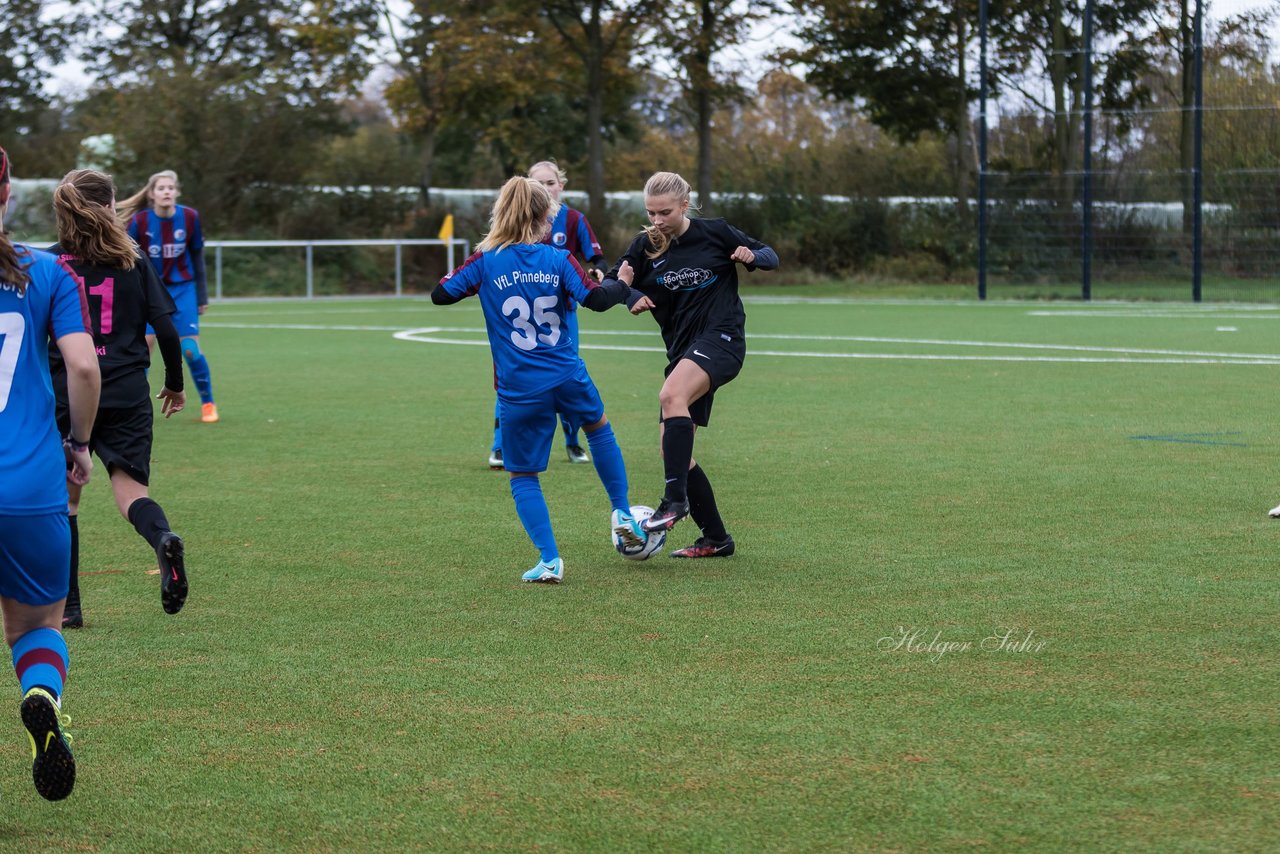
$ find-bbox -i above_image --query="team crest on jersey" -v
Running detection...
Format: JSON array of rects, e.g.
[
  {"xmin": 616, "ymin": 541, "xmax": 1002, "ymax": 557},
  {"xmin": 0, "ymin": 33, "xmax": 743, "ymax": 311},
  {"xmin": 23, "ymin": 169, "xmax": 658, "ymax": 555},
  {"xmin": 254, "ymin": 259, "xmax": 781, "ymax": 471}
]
[
  {"xmin": 174, "ymin": 229, "xmax": 186, "ymax": 241},
  {"xmin": 148, "ymin": 245, "xmax": 162, "ymax": 258},
  {"xmin": 552, "ymin": 231, "xmax": 567, "ymax": 247},
  {"xmin": 657, "ymin": 268, "xmax": 715, "ymax": 291}
]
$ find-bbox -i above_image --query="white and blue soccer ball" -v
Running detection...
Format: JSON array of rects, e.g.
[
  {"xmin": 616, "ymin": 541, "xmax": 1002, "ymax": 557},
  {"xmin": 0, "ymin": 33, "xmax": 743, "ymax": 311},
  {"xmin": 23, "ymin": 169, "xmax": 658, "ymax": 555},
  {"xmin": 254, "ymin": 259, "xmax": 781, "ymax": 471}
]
[{"xmin": 613, "ymin": 504, "xmax": 666, "ymax": 561}]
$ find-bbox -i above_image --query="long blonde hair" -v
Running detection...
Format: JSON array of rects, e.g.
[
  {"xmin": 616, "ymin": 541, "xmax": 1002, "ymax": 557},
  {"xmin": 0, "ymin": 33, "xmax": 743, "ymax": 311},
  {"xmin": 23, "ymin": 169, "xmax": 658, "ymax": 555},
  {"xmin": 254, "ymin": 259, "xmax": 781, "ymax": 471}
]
[
  {"xmin": 54, "ymin": 170, "xmax": 138, "ymax": 270},
  {"xmin": 117, "ymin": 169, "xmax": 180, "ymax": 221},
  {"xmin": 477, "ymin": 176, "xmax": 559, "ymax": 253},
  {"xmin": 0, "ymin": 147, "xmax": 31, "ymax": 294},
  {"xmin": 643, "ymin": 171, "xmax": 695, "ymax": 259}
]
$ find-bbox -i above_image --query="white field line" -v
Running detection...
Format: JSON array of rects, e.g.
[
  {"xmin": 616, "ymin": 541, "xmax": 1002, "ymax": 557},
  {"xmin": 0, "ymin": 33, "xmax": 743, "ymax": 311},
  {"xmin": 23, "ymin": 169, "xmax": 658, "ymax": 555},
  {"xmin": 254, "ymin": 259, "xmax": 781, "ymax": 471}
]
[
  {"xmin": 209, "ymin": 321, "xmax": 1280, "ymax": 361},
  {"xmin": 203, "ymin": 322, "xmax": 1280, "ymax": 365}
]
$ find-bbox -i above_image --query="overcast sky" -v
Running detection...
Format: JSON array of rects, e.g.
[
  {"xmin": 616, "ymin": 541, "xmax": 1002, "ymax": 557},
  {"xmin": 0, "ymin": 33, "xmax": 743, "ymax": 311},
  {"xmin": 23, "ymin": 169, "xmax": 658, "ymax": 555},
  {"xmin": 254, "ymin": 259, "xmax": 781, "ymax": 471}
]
[{"xmin": 43, "ymin": 0, "xmax": 1277, "ymax": 97}]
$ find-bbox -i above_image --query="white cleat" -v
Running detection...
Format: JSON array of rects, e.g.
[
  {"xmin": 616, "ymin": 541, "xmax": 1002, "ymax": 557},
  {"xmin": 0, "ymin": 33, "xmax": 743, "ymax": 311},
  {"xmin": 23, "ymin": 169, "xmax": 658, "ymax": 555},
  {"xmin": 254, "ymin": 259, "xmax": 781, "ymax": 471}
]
[{"xmin": 1269, "ymin": 503, "xmax": 1280, "ymax": 518}]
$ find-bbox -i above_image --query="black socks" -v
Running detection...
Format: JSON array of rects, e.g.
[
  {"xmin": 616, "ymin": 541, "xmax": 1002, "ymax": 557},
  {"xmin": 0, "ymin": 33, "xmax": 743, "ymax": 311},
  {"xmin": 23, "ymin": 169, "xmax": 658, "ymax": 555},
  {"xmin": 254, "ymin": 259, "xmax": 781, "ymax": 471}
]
[
  {"xmin": 661, "ymin": 416, "xmax": 696, "ymax": 503},
  {"xmin": 686, "ymin": 464, "xmax": 728, "ymax": 542},
  {"xmin": 127, "ymin": 497, "xmax": 172, "ymax": 552}
]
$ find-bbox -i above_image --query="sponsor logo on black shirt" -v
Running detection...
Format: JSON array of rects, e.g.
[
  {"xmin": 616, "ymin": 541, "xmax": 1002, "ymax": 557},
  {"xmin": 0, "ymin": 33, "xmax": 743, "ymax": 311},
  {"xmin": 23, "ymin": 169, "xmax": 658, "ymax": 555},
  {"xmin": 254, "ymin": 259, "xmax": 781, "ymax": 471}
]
[{"xmin": 657, "ymin": 268, "xmax": 715, "ymax": 291}]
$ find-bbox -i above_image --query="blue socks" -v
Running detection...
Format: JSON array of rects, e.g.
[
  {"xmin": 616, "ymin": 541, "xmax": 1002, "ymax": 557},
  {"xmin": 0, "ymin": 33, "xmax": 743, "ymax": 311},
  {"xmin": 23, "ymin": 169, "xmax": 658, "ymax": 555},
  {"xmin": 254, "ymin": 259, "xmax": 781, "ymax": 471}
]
[
  {"xmin": 585, "ymin": 421, "xmax": 629, "ymax": 513},
  {"xmin": 510, "ymin": 475, "xmax": 557, "ymax": 562},
  {"xmin": 12, "ymin": 628, "xmax": 68, "ymax": 700},
  {"xmin": 492, "ymin": 399, "xmax": 501, "ymax": 453},
  {"xmin": 182, "ymin": 337, "xmax": 214, "ymax": 404}
]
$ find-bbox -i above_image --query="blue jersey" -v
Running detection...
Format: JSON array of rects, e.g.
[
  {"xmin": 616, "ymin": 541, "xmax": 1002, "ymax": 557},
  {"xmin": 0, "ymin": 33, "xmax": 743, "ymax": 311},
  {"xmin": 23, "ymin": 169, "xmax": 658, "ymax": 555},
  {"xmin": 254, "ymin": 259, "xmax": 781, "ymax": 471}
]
[
  {"xmin": 0, "ymin": 247, "xmax": 90, "ymax": 514},
  {"xmin": 438, "ymin": 244, "xmax": 597, "ymax": 399},
  {"xmin": 543, "ymin": 206, "xmax": 603, "ymax": 266},
  {"xmin": 127, "ymin": 205, "xmax": 207, "ymax": 303}
]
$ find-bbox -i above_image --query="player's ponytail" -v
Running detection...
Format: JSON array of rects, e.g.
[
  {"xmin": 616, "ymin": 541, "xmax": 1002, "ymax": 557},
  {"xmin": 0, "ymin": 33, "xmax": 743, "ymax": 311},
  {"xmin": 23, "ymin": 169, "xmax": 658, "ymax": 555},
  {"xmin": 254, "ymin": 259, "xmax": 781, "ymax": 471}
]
[
  {"xmin": 0, "ymin": 147, "xmax": 32, "ymax": 295},
  {"xmin": 478, "ymin": 176, "xmax": 559, "ymax": 253},
  {"xmin": 55, "ymin": 170, "xmax": 138, "ymax": 270},
  {"xmin": 642, "ymin": 171, "xmax": 695, "ymax": 260},
  {"xmin": 117, "ymin": 169, "xmax": 180, "ymax": 223}
]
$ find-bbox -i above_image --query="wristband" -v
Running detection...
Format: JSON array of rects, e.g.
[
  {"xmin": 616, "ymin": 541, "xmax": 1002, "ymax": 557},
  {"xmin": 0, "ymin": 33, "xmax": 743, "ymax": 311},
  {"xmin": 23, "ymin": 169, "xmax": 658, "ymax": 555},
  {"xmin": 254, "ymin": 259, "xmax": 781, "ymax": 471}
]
[{"xmin": 67, "ymin": 436, "xmax": 89, "ymax": 452}]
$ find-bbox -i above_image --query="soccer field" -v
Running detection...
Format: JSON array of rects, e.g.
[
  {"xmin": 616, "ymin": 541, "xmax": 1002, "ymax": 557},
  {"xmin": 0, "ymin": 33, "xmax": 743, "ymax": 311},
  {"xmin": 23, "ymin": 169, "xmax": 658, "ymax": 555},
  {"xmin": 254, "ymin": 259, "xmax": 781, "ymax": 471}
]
[{"xmin": 27, "ymin": 295, "xmax": 1278, "ymax": 850}]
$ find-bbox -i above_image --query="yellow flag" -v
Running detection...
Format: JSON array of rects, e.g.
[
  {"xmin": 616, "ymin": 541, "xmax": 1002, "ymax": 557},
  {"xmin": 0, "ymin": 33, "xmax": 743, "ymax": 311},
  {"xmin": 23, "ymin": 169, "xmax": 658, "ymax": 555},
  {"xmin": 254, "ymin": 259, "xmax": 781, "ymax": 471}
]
[{"xmin": 437, "ymin": 213, "xmax": 454, "ymax": 242}]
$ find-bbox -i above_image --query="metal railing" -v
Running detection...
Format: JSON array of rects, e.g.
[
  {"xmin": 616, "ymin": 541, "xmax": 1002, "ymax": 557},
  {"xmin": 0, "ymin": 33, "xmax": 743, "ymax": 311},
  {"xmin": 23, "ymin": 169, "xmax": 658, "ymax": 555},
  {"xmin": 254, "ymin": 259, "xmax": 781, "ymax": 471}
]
[{"xmin": 207, "ymin": 238, "xmax": 471, "ymax": 299}]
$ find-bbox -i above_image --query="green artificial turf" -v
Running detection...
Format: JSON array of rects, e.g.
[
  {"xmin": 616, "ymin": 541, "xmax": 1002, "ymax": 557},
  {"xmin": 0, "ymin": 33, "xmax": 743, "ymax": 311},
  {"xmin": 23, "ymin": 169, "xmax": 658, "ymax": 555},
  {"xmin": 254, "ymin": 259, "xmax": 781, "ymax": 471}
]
[{"xmin": 6, "ymin": 294, "xmax": 1275, "ymax": 851}]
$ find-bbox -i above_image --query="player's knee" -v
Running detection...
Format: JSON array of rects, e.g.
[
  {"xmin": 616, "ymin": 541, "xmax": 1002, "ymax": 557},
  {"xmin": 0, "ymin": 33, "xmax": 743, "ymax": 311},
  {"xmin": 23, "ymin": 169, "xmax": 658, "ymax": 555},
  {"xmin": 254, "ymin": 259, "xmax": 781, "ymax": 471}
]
[{"xmin": 181, "ymin": 336, "xmax": 202, "ymax": 363}]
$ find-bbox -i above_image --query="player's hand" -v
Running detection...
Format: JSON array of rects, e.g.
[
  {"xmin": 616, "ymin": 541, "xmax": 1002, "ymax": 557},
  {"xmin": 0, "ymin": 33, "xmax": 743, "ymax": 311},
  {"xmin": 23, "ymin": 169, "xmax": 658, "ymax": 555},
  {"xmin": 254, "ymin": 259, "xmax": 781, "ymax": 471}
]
[
  {"xmin": 630, "ymin": 295, "xmax": 655, "ymax": 315},
  {"xmin": 617, "ymin": 260, "xmax": 634, "ymax": 286},
  {"xmin": 65, "ymin": 444, "xmax": 93, "ymax": 486},
  {"xmin": 198, "ymin": 304, "xmax": 207, "ymax": 315},
  {"xmin": 158, "ymin": 387, "xmax": 186, "ymax": 418},
  {"xmin": 589, "ymin": 268, "xmax": 605, "ymax": 283},
  {"xmin": 730, "ymin": 246, "xmax": 756, "ymax": 265}
]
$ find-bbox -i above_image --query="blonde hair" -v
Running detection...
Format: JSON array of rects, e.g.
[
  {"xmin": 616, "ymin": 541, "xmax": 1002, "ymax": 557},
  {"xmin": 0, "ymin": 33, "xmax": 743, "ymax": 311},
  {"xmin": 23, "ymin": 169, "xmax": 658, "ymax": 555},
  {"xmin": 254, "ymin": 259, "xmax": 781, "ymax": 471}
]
[
  {"xmin": 477, "ymin": 176, "xmax": 559, "ymax": 253},
  {"xmin": 642, "ymin": 171, "xmax": 695, "ymax": 259},
  {"xmin": 117, "ymin": 169, "xmax": 180, "ymax": 222},
  {"xmin": 527, "ymin": 160, "xmax": 567, "ymax": 186},
  {"xmin": 55, "ymin": 170, "xmax": 138, "ymax": 270},
  {"xmin": 0, "ymin": 147, "xmax": 31, "ymax": 294}
]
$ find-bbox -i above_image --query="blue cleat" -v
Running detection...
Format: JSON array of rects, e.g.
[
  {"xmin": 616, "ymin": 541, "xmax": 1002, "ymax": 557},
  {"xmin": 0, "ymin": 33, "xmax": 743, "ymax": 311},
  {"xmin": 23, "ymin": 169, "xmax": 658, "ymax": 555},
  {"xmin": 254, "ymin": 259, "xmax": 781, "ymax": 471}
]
[
  {"xmin": 522, "ymin": 557, "xmax": 564, "ymax": 584},
  {"xmin": 611, "ymin": 509, "xmax": 645, "ymax": 550}
]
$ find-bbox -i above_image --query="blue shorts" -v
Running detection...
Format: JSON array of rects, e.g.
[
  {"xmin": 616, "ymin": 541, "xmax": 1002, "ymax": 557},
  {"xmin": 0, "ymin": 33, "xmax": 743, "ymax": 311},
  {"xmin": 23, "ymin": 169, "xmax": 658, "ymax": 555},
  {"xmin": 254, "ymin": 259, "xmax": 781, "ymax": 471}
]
[
  {"xmin": 500, "ymin": 366, "xmax": 605, "ymax": 473},
  {"xmin": 146, "ymin": 281, "xmax": 200, "ymax": 338},
  {"xmin": 0, "ymin": 513, "xmax": 70, "ymax": 606}
]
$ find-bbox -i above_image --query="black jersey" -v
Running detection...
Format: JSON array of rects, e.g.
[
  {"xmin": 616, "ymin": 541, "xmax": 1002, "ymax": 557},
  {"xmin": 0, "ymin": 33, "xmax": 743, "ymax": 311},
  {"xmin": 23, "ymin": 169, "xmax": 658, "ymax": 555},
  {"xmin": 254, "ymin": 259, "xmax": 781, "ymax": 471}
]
[
  {"xmin": 47, "ymin": 246, "xmax": 177, "ymax": 408},
  {"xmin": 609, "ymin": 217, "xmax": 773, "ymax": 364}
]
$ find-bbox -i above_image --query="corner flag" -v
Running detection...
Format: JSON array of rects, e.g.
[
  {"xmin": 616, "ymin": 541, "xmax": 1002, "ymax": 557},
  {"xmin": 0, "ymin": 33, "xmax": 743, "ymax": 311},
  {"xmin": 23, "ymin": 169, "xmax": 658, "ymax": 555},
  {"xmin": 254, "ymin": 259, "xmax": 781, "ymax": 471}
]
[{"xmin": 438, "ymin": 214, "xmax": 454, "ymax": 242}]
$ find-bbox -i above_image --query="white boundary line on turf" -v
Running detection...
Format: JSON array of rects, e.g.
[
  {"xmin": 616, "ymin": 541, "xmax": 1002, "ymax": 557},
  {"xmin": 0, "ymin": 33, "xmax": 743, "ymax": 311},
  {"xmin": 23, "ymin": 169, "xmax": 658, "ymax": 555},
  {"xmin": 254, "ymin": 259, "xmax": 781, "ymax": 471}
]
[
  {"xmin": 1028, "ymin": 310, "xmax": 1280, "ymax": 319},
  {"xmin": 210, "ymin": 321, "xmax": 1280, "ymax": 364},
  {"xmin": 203, "ymin": 322, "xmax": 1280, "ymax": 365},
  {"xmin": 388, "ymin": 327, "xmax": 1280, "ymax": 366}
]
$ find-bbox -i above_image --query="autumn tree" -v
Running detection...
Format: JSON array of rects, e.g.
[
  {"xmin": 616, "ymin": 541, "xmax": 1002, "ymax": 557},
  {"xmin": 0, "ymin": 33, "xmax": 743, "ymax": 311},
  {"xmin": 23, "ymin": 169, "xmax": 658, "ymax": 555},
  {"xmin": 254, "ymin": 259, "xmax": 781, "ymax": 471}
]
[{"xmin": 72, "ymin": 0, "xmax": 380, "ymax": 221}]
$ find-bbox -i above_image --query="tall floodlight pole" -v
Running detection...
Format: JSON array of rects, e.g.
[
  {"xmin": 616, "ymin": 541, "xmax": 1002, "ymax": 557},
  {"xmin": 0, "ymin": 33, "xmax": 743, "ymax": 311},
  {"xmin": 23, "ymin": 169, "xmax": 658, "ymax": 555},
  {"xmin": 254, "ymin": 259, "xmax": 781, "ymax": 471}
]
[
  {"xmin": 978, "ymin": 0, "xmax": 989, "ymax": 300},
  {"xmin": 1082, "ymin": 0, "xmax": 1094, "ymax": 300},
  {"xmin": 1193, "ymin": 0, "xmax": 1204, "ymax": 302}
]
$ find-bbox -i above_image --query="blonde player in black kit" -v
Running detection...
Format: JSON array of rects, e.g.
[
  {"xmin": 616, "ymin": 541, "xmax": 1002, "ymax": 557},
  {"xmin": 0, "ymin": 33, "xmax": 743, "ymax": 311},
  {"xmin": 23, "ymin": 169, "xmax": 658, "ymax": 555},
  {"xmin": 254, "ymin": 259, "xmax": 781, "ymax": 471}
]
[
  {"xmin": 48, "ymin": 170, "xmax": 190, "ymax": 625},
  {"xmin": 609, "ymin": 171, "xmax": 778, "ymax": 557}
]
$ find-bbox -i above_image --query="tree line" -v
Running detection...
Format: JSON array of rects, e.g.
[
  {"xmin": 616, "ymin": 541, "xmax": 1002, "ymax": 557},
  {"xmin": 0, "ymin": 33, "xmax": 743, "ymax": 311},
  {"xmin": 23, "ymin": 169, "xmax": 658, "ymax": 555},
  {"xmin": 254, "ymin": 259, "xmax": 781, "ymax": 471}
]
[{"xmin": 3, "ymin": 1, "xmax": 1276, "ymax": 281}]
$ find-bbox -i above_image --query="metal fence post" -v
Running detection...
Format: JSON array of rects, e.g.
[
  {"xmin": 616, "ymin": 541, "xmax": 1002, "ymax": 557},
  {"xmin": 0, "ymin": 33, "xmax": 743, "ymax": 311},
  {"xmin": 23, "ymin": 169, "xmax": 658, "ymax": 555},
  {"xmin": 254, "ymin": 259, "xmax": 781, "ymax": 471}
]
[
  {"xmin": 978, "ymin": 0, "xmax": 989, "ymax": 300},
  {"xmin": 306, "ymin": 243, "xmax": 314, "ymax": 299},
  {"xmin": 395, "ymin": 242, "xmax": 403, "ymax": 297},
  {"xmin": 216, "ymin": 245, "xmax": 223, "ymax": 300}
]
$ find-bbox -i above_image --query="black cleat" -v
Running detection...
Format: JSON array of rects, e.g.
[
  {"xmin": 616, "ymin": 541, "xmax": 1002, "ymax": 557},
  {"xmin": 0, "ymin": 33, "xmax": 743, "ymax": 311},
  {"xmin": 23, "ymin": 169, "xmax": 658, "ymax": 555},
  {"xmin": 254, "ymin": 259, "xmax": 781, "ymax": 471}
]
[
  {"xmin": 158, "ymin": 532, "xmax": 188, "ymax": 614},
  {"xmin": 670, "ymin": 535, "xmax": 736, "ymax": 558},
  {"xmin": 641, "ymin": 498, "xmax": 690, "ymax": 533},
  {"xmin": 565, "ymin": 444, "xmax": 590, "ymax": 464},
  {"xmin": 21, "ymin": 688, "xmax": 75, "ymax": 801},
  {"xmin": 62, "ymin": 591, "xmax": 83, "ymax": 629}
]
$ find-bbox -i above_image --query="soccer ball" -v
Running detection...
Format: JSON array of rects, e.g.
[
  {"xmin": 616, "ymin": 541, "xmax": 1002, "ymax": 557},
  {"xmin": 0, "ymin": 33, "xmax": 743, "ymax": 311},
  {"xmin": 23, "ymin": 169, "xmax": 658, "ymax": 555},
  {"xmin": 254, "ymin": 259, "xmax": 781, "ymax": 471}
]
[{"xmin": 613, "ymin": 504, "xmax": 666, "ymax": 561}]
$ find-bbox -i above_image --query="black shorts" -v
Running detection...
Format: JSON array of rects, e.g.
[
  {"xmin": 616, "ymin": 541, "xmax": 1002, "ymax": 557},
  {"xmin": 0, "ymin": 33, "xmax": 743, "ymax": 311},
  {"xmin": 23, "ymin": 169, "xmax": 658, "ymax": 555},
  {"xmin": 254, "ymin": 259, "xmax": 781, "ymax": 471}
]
[
  {"xmin": 57, "ymin": 399, "xmax": 155, "ymax": 486},
  {"xmin": 664, "ymin": 331, "xmax": 745, "ymax": 427}
]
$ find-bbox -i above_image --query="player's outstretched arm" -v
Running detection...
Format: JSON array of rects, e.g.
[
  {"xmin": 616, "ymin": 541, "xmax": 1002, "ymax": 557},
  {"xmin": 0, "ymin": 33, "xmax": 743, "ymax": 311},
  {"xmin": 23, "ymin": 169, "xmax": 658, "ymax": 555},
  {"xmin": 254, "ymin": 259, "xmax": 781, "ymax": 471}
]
[{"xmin": 430, "ymin": 282, "xmax": 465, "ymax": 305}]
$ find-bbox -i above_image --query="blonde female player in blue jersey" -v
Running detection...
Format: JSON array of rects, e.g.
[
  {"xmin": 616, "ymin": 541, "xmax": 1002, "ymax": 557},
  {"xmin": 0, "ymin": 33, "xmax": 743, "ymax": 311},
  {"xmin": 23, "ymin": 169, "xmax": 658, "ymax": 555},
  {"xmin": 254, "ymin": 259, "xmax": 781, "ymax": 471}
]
[
  {"xmin": 0, "ymin": 146, "xmax": 101, "ymax": 801},
  {"xmin": 486, "ymin": 160, "xmax": 608, "ymax": 469},
  {"xmin": 432, "ymin": 176, "xmax": 646, "ymax": 583}
]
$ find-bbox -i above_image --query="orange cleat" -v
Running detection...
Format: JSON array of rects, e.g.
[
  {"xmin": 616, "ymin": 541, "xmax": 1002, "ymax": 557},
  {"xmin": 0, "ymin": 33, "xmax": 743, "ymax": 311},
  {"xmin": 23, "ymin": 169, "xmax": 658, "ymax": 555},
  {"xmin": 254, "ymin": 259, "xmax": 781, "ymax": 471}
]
[{"xmin": 201, "ymin": 402, "xmax": 220, "ymax": 423}]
